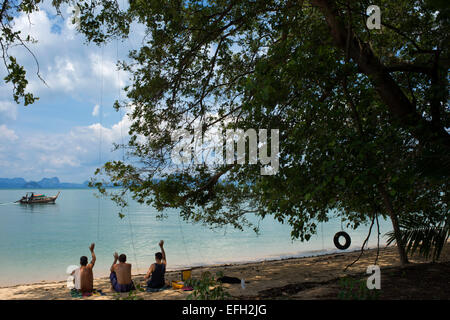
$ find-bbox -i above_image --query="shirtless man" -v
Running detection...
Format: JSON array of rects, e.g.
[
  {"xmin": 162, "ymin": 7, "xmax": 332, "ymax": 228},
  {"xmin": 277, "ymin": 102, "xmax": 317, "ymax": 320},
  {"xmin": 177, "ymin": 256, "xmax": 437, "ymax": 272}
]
[
  {"xmin": 110, "ymin": 252, "xmax": 135, "ymax": 292},
  {"xmin": 144, "ymin": 240, "xmax": 167, "ymax": 288},
  {"xmin": 75, "ymin": 243, "xmax": 96, "ymax": 293}
]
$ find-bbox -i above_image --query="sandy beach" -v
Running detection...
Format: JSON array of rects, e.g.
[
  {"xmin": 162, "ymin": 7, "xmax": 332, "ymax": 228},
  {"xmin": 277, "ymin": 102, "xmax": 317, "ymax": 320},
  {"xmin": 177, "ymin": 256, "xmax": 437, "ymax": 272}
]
[{"xmin": 1, "ymin": 244, "xmax": 449, "ymax": 300}]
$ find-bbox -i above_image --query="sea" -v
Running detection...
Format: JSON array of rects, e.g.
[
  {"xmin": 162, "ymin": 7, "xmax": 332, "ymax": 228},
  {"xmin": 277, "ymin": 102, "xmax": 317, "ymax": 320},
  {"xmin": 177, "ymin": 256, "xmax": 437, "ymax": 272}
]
[{"xmin": 0, "ymin": 189, "xmax": 393, "ymax": 287}]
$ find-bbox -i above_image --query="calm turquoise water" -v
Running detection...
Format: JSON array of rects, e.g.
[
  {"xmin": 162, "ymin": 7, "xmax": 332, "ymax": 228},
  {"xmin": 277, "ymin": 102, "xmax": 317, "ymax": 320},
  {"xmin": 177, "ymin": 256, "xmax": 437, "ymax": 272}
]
[{"xmin": 0, "ymin": 189, "xmax": 392, "ymax": 286}]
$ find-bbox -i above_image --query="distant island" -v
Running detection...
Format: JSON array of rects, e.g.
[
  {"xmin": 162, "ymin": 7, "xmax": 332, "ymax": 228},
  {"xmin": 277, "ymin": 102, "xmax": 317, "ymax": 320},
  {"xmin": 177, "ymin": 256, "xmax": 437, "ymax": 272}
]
[{"xmin": 0, "ymin": 177, "xmax": 90, "ymax": 189}]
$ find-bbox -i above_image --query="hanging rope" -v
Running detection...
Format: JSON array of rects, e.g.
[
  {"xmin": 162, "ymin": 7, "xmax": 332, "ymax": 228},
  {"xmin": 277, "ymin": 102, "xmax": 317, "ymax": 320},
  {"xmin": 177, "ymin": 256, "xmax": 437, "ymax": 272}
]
[
  {"xmin": 117, "ymin": 12, "xmax": 196, "ymax": 271},
  {"xmin": 97, "ymin": 44, "xmax": 104, "ymax": 242},
  {"xmin": 321, "ymin": 221, "xmax": 324, "ymax": 251},
  {"xmin": 92, "ymin": 1, "xmax": 140, "ymax": 274},
  {"xmin": 178, "ymin": 214, "xmax": 192, "ymax": 267},
  {"xmin": 374, "ymin": 213, "xmax": 381, "ymax": 265},
  {"xmin": 126, "ymin": 209, "xmax": 139, "ymax": 273},
  {"xmin": 116, "ymin": 37, "xmax": 139, "ymax": 274},
  {"xmin": 344, "ymin": 214, "xmax": 376, "ymax": 271},
  {"xmin": 123, "ymin": 23, "xmax": 197, "ymax": 272}
]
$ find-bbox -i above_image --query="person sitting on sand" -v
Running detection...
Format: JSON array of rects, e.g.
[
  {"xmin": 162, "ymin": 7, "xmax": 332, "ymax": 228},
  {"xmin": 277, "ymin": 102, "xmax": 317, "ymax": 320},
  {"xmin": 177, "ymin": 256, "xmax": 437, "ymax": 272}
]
[
  {"xmin": 72, "ymin": 243, "xmax": 96, "ymax": 293},
  {"xmin": 144, "ymin": 240, "xmax": 167, "ymax": 288},
  {"xmin": 110, "ymin": 252, "xmax": 135, "ymax": 292}
]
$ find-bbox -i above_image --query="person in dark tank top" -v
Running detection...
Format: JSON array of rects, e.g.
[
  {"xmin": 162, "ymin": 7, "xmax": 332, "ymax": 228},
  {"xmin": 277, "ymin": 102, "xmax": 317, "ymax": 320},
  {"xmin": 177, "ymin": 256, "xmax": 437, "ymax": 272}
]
[{"xmin": 144, "ymin": 240, "xmax": 167, "ymax": 288}]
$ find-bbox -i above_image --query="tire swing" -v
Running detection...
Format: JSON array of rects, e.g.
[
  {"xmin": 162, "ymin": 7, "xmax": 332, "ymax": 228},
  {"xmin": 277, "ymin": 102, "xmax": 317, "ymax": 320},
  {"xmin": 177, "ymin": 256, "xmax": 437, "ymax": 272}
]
[{"xmin": 333, "ymin": 231, "xmax": 351, "ymax": 250}]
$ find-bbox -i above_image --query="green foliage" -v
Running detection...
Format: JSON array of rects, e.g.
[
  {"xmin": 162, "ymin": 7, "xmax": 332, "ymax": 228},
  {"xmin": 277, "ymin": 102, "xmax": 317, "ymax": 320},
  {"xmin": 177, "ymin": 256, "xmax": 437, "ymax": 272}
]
[
  {"xmin": 4, "ymin": 1, "xmax": 448, "ymax": 267},
  {"xmin": 62, "ymin": 1, "xmax": 448, "ymax": 249},
  {"xmin": 386, "ymin": 215, "xmax": 450, "ymax": 261},
  {"xmin": 337, "ymin": 277, "xmax": 380, "ymax": 300},
  {"xmin": 113, "ymin": 284, "xmax": 144, "ymax": 300},
  {"xmin": 0, "ymin": 1, "xmax": 42, "ymax": 105},
  {"xmin": 3, "ymin": 56, "xmax": 38, "ymax": 105},
  {"xmin": 184, "ymin": 271, "xmax": 231, "ymax": 300},
  {"xmin": 1, "ymin": 0, "xmax": 131, "ymax": 104},
  {"xmin": 135, "ymin": 283, "xmax": 145, "ymax": 292}
]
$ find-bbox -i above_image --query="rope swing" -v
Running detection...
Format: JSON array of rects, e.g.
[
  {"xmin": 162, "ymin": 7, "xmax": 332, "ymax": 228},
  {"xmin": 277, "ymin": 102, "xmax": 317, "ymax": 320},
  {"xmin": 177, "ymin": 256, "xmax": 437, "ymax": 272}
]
[
  {"xmin": 96, "ymin": 44, "xmax": 104, "ymax": 242},
  {"xmin": 116, "ymin": 37, "xmax": 139, "ymax": 274},
  {"xmin": 94, "ymin": 38, "xmax": 140, "ymax": 274}
]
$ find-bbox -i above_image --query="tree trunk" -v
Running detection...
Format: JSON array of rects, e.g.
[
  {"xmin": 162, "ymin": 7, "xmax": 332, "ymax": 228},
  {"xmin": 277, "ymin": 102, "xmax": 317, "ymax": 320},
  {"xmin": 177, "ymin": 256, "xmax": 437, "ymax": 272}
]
[
  {"xmin": 377, "ymin": 185, "xmax": 409, "ymax": 265},
  {"xmin": 311, "ymin": 0, "xmax": 450, "ymax": 151}
]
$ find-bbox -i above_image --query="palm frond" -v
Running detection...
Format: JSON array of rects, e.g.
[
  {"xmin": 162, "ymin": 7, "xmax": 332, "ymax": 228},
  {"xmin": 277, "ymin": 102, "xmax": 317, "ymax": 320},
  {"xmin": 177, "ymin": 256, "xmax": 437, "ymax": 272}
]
[{"xmin": 386, "ymin": 215, "xmax": 450, "ymax": 261}]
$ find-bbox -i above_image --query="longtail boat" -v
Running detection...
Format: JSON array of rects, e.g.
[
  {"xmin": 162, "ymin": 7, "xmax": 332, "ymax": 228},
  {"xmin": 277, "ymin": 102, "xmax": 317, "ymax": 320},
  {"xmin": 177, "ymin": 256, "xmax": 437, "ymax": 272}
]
[{"xmin": 16, "ymin": 191, "xmax": 60, "ymax": 204}]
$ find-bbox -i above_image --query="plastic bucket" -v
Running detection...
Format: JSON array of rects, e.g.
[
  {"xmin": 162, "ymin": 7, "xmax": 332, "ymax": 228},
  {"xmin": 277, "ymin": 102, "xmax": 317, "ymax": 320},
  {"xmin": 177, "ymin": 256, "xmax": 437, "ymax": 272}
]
[{"xmin": 181, "ymin": 269, "xmax": 192, "ymax": 281}]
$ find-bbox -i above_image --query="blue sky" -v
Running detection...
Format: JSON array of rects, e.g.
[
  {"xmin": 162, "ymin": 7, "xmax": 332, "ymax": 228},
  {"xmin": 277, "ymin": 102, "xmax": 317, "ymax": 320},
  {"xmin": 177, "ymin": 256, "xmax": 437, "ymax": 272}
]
[{"xmin": 0, "ymin": 3, "xmax": 141, "ymax": 183}]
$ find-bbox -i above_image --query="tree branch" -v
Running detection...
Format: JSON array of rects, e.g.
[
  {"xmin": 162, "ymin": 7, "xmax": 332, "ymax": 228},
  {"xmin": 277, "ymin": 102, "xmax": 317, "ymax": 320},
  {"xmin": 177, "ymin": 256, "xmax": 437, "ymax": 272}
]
[
  {"xmin": 311, "ymin": 0, "xmax": 450, "ymax": 150},
  {"xmin": 385, "ymin": 63, "xmax": 432, "ymax": 75}
]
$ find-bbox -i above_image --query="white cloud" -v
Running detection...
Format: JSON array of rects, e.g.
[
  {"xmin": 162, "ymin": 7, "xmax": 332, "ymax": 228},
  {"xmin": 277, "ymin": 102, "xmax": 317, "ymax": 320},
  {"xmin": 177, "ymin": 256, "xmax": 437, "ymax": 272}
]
[
  {"xmin": 0, "ymin": 4, "xmax": 144, "ymax": 182},
  {"xmin": 0, "ymin": 124, "xmax": 18, "ymax": 141},
  {"xmin": 39, "ymin": 154, "xmax": 81, "ymax": 168},
  {"xmin": 0, "ymin": 112, "xmax": 132, "ymax": 182},
  {"xmin": 6, "ymin": 6, "xmax": 130, "ymax": 103},
  {"xmin": 90, "ymin": 53, "xmax": 127, "ymax": 90},
  {"xmin": 12, "ymin": 10, "xmax": 60, "ymax": 47},
  {"xmin": 0, "ymin": 101, "xmax": 18, "ymax": 122},
  {"xmin": 92, "ymin": 104, "xmax": 100, "ymax": 117},
  {"xmin": 45, "ymin": 56, "xmax": 78, "ymax": 90}
]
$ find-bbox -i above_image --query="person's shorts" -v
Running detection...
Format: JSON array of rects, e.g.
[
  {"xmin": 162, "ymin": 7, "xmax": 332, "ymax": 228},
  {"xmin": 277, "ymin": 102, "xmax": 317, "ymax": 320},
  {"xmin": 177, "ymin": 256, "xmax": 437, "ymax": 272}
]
[{"xmin": 110, "ymin": 272, "xmax": 135, "ymax": 292}]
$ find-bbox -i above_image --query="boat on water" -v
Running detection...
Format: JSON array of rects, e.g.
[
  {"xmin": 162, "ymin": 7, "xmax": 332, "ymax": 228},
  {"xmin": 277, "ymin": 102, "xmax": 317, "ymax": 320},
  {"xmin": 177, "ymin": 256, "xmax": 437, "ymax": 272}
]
[{"xmin": 16, "ymin": 191, "xmax": 60, "ymax": 204}]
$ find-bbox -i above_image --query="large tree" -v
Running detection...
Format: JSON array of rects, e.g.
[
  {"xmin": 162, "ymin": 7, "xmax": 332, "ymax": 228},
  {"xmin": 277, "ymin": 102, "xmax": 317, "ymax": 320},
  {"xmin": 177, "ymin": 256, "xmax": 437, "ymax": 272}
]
[{"xmin": 7, "ymin": 1, "xmax": 449, "ymax": 265}]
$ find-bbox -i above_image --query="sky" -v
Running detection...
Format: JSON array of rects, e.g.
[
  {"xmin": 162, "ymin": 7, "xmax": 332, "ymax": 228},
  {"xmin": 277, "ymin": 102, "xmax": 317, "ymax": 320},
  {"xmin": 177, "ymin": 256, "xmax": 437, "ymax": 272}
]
[{"xmin": 0, "ymin": 3, "xmax": 141, "ymax": 183}]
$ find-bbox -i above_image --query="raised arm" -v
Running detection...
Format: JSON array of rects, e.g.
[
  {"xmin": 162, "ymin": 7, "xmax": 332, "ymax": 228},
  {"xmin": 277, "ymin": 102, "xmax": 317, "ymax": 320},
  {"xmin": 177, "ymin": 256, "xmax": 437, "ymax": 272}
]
[
  {"xmin": 110, "ymin": 252, "xmax": 118, "ymax": 272},
  {"xmin": 89, "ymin": 243, "xmax": 96, "ymax": 267},
  {"xmin": 159, "ymin": 240, "xmax": 166, "ymax": 264}
]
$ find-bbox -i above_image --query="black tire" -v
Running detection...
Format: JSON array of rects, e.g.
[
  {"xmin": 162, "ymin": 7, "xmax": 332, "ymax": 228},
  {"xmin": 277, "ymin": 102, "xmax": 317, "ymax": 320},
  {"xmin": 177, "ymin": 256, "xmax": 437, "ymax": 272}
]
[{"xmin": 333, "ymin": 231, "xmax": 351, "ymax": 250}]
